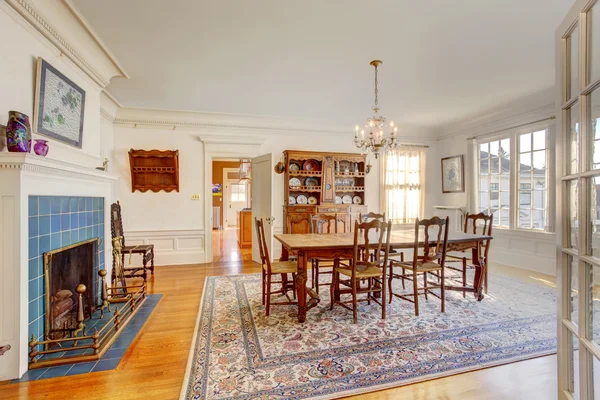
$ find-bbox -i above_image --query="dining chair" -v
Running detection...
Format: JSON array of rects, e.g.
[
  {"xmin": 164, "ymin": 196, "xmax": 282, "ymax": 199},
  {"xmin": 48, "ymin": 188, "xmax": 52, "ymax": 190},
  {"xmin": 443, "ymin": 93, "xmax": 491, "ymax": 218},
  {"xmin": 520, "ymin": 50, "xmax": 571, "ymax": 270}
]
[
  {"xmin": 330, "ymin": 219, "xmax": 392, "ymax": 324},
  {"xmin": 310, "ymin": 214, "xmax": 340, "ymax": 294},
  {"xmin": 255, "ymin": 218, "xmax": 298, "ymax": 316},
  {"xmin": 446, "ymin": 212, "xmax": 493, "ymax": 295},
  {"xmin": 359, "ymin": 212, "xmax": 404, "ymax": 263},
  {"xmin": 388, "ymin": 216, "xmax": 449, "ymax": 316}
]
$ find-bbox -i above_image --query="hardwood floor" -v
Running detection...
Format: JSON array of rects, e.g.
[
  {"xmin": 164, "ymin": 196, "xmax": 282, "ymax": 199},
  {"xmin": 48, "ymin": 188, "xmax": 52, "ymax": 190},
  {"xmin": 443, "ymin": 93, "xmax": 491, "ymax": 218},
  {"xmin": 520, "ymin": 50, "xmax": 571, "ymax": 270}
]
[{"xmin": 0, "ymin": 233, "xmax": 558, "ymax": 400}]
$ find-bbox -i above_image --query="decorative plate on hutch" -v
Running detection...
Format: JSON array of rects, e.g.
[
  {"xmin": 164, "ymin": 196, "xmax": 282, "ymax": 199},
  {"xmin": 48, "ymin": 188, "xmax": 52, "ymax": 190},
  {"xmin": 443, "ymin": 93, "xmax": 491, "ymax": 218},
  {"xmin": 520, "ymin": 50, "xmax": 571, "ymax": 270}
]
[
  {"xmin": 342, "ymin": 195, "xmax": 352, "ymax": 204},
  {"xmin": 353, "ymin": 196, "xmax": 362, "ymax": 204},
  {"xmin": 289, "ymin": 196, "xmax": 296, "ymax": 205},
  {"xmin": 304, "ymin": 177, "xmax": 319, "ymax": 187},
  {"xmin": 303, "ymin": 159, "xmax": 320, "ymax": 171},
  {"xmin": 335, "ymin": 196, "xmax": 342, "ymax": 204},
  {"xmin": 289, "ymin": 177, "xmax": 302, "ymax": 187},
  {"xmin": 289, "ymin": 162, "xmax": 301, "ymax": 171},
  {"xmin": 307, "ymin": 196, "xmax": 318, "ymax": 205},
  {"xmin": 296, "ymin": 195, "xmax": 308, "ymax": 204}
]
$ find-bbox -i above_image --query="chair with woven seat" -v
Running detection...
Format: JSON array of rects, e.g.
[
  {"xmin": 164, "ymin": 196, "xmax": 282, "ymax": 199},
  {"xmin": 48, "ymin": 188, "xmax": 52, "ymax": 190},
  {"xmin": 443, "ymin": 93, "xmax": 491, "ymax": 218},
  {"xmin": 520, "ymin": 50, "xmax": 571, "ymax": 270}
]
[
  {"xmin": 446, "ymin": 212, "xmax": 493, "ymax": 295},
  {"xmin": 330, "ymin": 219, "xmax": 392, "ymax": 324},
  {"xmin": 255, "ymin": 218, "xmax": 298, "ymax": 316},
  {"xmin": 359, "ymin": 212, "xmax": 404, "ymax": 264},
  {"xmin": 310, "ymin": 214, "xmax": 340, "ymax": 294},
  {"xmin": 388, "ymin": 216, "xmax": 449, "ymax": 316},
  {"xmin": 110, "ymin": 201, "xmax": 154, "ymax": 283}
]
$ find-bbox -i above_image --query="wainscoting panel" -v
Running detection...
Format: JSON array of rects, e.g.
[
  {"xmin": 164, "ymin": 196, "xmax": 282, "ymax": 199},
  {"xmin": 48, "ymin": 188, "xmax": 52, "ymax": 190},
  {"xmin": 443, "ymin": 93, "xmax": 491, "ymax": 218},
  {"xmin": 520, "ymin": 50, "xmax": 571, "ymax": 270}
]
[
  {"xmin": 123, "ymin": 230, "xmax": 205, "ymax": 266},
  {"xmin": 490, "ymin": 230, "xmax": 556, "ymax": 276}
]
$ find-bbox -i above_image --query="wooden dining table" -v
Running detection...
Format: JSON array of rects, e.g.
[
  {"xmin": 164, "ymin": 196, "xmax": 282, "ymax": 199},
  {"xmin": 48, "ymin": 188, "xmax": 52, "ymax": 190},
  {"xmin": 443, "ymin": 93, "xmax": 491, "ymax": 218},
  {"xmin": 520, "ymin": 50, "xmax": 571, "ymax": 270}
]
[{"xmin": 274, "ymin": 228, "xmax": 493, "ymax": 323}]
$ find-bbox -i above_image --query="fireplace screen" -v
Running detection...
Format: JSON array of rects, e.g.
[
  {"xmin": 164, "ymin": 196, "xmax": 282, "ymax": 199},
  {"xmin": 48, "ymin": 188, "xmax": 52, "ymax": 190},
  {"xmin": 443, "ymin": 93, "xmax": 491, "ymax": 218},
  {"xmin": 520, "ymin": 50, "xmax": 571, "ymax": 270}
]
[{"xmin": 44, "ymin": 238, "xmax": 98, "ymax": 341}]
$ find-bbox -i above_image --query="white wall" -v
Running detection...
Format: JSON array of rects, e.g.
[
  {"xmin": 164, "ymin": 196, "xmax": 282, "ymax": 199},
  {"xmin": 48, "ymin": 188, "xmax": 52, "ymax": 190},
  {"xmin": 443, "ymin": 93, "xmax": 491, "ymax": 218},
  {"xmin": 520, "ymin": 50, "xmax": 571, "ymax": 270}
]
[
  {"xmin": 426, "ymin": 90, "xmax": 557, "ymax": 275},
  {"xmin": 112, "ymin": 115, "xmax": 437, "ymax": 265}
]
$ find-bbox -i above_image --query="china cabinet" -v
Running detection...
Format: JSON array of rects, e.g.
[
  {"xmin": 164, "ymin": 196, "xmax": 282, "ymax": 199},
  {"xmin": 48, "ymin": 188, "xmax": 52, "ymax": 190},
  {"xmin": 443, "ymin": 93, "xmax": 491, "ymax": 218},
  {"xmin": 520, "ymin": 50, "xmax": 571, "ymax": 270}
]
[{"xmin": 282, "ymin": 150, "xmax": 368, "ymax": 242}]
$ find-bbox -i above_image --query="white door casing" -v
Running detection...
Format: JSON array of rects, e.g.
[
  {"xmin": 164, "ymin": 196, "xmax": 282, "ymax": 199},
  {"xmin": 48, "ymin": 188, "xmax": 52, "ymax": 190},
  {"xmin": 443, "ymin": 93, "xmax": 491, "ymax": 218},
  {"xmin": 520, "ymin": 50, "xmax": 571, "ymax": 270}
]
[{"xmin": 252, "ymin": 153, "xmax": 273, "ymax": 264}]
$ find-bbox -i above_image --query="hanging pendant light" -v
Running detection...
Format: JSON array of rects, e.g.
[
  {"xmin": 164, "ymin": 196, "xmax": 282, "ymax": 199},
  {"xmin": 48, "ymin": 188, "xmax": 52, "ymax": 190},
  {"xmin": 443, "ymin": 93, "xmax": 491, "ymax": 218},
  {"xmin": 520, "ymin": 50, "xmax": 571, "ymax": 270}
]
[{"xmin": 353, "ymin": 60, "xmax": 399, "ymax": 159}]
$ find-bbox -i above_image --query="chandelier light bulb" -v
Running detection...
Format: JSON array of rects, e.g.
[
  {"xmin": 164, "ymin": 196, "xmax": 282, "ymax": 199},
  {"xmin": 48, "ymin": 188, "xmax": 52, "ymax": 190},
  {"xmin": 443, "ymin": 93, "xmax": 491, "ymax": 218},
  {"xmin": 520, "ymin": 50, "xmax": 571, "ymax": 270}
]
[
  {"xmin": 355, "ymin": 125, "xmax": 360, "ymax": 132},
  {"xmin": 390, "ymin": 121, "xmax": 394, "ymax": 127}
]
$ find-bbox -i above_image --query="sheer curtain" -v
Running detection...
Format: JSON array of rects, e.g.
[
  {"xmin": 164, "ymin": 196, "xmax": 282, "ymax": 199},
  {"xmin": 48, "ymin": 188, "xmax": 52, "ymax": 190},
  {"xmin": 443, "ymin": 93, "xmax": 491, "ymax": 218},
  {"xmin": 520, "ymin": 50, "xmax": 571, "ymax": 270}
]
[{"xmin": 382, "ymin": 149, "xmax": 425, "ymax": 224}]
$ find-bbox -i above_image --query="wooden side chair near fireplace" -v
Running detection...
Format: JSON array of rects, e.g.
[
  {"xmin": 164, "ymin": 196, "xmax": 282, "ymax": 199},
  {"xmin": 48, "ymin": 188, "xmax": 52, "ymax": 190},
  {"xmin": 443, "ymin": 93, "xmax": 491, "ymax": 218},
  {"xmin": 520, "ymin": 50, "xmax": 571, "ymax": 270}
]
[
  {"xmin": 445, "ymin": 212, "xmax": 493, "ymax": 295},
  {"xmin": 110, "ymin": 201, "xmax": 155, "ymax": 282}
]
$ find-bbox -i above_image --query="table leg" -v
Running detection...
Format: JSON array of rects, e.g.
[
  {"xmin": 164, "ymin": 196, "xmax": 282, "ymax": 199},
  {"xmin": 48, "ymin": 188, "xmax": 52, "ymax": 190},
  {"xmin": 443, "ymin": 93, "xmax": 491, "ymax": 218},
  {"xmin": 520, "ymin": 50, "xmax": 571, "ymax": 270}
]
[
  {"xmin": 296, "ymin": 250, "xmax": 308, "ymax": 323},
  {"xmin": 472, "ymin": 246, "xmax": 485, "ymax": 301}
]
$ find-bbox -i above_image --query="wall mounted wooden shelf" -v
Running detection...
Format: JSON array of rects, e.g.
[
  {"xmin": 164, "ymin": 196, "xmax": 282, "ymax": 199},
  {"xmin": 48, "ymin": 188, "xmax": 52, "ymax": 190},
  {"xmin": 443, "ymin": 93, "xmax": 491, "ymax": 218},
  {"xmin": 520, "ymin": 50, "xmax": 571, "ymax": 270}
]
[{"xmin": 128, "ymin": 149, "xmax": 179, "ymax": 193}]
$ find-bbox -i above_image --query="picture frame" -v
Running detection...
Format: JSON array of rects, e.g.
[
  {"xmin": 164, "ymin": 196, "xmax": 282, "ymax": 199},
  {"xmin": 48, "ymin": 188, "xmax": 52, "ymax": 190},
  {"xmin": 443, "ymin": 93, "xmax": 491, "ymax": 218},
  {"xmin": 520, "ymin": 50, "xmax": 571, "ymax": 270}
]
[
  {"xmin": 441, "ymin": 155, "xmax": 465, "ymax": 193},
  {"xmin": 212, "ymin": 183, "xmax": 223, "ymax": 197},
  {"xmin": 33, "ymin": 57, "xmax": 86, "ymax": 148}
]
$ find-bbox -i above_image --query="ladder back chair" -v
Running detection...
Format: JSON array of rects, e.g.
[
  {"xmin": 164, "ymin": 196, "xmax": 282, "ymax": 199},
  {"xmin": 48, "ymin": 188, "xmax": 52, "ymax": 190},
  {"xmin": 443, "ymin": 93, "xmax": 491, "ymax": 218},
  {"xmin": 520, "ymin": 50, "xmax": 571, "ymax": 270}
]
[
  {"xmin": 359, "ymin": 212, "xmax": 404, "ymax": 263},
  {"xmin": 310, "ymin": 214, "xmax": 341, "ymax": 294},
  {"xmin": 255, "ymin": 218, "xmax": 298, "ymax": 316},
  {"xmin": 330, "ymin": 219, "xmax": 392, "ymax": 324},
  {"xmin": 388, "ymin": 216, "xmax": 449, "ymax": 316},
  {"xmin": 446, "ymin": 212, "xmax": 493, "ymax": 295},
  {"xmin": 110, "ymin": 201, "xmax": 154, "ymax": 283}
]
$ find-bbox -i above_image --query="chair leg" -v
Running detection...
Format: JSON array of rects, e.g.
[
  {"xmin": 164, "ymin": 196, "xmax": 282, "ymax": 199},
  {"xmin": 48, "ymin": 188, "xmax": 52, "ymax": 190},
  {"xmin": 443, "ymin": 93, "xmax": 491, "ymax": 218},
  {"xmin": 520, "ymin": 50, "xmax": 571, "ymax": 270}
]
[
  {"xmin": 150, "ymin": 248, "xmax": 155, "ymax": 274},
  {"xmin": 423, "ymin": 272, "xmax": 428, "ymax": 300},
  {"xmin": 261, "ymin": 268, "xmax": 266, "ymax": 305},
  {"xmin": 484, "ymin": 259, "xmax": 489, "ymax": 294},
  {"xmin": 330, "ymin": 270, "xmax": 338, "ymax": 310},
  {"xmin": 441, "ymin": 267, "xmax": 446, "ymax": 313},
  {"xmin": 142, "ymin": 253, "xmax": 148, "ymax": 283},
  {"xmin": 352, "ymin": 277, "xmax": 358, "ymax": 324},
  {"xmin": 367, "ymin": 278, "xmax": 372, "ymax": 305},
  {"xmin": 266, "ymin": 274, "xmax": 272, "ymax": 316},
  {"xmin": 381, "ymin": 276, "xmax": 387, "ymax": 320},
  {"xmin": 292, "ymin": 273, "xmax": 297, "ymax": 299},
  {"xmin": 388, "ymin": 264, "xmax": 394, "ymax": 304},
  {"xmin": 413, "ymin": 269, "xmax": 419, "ymax": 317},
  {"xmin": 315, "ymin": 261, "xmax": 320, "ymax": 295},
  {"xmin": 462, "ymin": 257, "xmax": 467, "ymax": 298}
]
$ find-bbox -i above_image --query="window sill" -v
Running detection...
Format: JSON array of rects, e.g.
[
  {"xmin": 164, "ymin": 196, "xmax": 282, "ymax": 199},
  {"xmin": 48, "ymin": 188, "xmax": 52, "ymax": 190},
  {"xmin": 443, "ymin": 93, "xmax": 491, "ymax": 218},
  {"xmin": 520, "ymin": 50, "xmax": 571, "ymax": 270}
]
[{"xmin": 491, "ymin": 228, "xmax": 555, "ymax": 241}]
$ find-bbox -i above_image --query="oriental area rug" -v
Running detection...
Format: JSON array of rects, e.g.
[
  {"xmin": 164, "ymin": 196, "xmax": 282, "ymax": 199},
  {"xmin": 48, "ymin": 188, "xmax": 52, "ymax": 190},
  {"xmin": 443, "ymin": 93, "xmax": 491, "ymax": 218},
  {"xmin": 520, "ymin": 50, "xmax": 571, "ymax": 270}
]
[{"xmin": 181, "ymin": 272, "xmax": 557, "ymax": 400}]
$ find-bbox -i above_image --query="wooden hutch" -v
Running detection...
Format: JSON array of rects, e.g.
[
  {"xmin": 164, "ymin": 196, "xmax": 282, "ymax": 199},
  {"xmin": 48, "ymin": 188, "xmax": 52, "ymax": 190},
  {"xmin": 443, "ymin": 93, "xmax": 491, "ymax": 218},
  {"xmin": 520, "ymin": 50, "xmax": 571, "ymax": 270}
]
[{"xmin": 283, "ymin": 150, "xmax": 368, "ymax": 237}]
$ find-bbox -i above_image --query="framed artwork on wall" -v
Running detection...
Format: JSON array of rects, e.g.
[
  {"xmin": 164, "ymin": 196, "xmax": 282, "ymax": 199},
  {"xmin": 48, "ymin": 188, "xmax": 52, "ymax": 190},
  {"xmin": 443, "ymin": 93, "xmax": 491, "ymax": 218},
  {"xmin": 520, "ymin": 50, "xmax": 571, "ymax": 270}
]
[
  {"xmin": 441, "ymin": 155, "xmax": 465, "ymax": 193},
  {"xmin": 33, "ymin": 57, "xmax": 86, "ymax": 148}
]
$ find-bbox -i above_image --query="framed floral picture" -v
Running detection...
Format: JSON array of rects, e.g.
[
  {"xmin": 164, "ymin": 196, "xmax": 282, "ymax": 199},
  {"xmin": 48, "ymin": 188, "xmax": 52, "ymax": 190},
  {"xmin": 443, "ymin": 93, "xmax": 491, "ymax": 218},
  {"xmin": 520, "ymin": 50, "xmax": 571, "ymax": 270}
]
[
  {"xmin": 33, "ymin": 58, "xmax": 86, "ymax": 148},
  {"xmin": 441, "ymin": 155, "xmax": 465, "ymax": 193}
]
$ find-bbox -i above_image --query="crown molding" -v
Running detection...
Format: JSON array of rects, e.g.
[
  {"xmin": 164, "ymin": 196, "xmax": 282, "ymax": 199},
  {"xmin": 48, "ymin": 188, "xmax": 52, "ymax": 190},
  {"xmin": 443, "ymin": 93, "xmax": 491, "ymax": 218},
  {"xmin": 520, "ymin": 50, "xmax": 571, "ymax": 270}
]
[
  {"xmin": 3, "ymin": 0, "xmax": 128, "ymax": 88},
  {"xmin": 113, "ymin": 108, "xmax": 440, "ymax": 143},
  {"xmin": 436, "ymin": 96, "xmax": 556, "ymax": 141}
]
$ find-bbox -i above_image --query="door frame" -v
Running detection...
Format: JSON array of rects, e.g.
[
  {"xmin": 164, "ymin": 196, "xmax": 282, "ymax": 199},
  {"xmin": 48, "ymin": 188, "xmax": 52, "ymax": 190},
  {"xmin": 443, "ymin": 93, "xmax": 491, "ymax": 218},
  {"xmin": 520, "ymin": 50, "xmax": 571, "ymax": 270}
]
[
  {"xmin": 201, "ymin": 136, "xmax": 263, "ymax": 263},
  {"xmin": 222, "ymin": 168, "xmax": 240, "ymax": 228},
  {"xmin": 556, "ymin": 1, "xmax": 600, "ymax": 398}
]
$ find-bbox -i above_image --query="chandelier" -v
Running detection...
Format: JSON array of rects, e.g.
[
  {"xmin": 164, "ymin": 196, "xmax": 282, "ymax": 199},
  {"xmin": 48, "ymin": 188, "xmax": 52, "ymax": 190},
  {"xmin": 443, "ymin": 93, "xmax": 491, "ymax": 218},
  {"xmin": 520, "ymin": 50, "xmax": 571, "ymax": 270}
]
[{"xmin": 353, "ymin": 60, "xmax": 399, "ymax": 159}]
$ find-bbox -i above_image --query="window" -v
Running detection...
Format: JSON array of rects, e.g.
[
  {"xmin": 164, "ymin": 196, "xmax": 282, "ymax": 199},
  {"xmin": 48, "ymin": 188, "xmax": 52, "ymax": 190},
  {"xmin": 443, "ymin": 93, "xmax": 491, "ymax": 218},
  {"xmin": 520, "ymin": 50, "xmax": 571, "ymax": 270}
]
[
  {"xmin": 476, "ymin": 127, "xmax": 550, "ymax": 231},
  {"xmin": 479, "ymin": 138, "xmax": 510, "ymax": 228},
  {"xmin": 383, "ymin": 150, "xmax": 423, "ymax": 224},
  {"xmin": 230, "ymin": 183, "xmax": 246, "ymax": 202},
  {"xmin": 518, "ymin": 130, "xmax": 547, "ymax": 230}
]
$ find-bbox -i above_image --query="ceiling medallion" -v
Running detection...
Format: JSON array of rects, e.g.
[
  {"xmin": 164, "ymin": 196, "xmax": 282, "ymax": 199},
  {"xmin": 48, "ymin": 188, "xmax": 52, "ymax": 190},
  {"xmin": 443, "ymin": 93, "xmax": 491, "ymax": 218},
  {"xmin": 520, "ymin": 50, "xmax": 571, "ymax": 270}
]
[{"xmin": 353, "ymin": 60, "xmax": 399, "ymax": 159}]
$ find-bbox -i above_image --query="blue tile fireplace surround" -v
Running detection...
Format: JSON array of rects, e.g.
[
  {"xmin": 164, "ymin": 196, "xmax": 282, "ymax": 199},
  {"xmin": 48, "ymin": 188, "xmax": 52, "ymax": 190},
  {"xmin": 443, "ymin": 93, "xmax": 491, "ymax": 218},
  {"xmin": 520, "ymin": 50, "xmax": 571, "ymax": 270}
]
[{"xmin": 27, "ymin": 196, "xmax": 105, "ymax": 348}]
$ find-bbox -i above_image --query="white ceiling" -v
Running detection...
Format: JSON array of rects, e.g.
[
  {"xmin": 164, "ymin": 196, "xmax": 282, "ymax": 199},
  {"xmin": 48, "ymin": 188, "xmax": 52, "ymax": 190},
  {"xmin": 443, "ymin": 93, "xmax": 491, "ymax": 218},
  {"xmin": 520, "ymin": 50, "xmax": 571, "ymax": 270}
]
[{"xmin": 72, "ymin": 0, "xmax": 573, "ymax": 131}]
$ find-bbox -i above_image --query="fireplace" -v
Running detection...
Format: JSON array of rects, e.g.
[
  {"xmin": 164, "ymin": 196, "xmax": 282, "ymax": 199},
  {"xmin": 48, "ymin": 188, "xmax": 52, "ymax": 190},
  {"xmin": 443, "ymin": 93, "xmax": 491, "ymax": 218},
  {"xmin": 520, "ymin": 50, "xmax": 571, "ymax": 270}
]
[{"xmin": 44, "ymin": 238, "xmax": 98, "ymax": 342}]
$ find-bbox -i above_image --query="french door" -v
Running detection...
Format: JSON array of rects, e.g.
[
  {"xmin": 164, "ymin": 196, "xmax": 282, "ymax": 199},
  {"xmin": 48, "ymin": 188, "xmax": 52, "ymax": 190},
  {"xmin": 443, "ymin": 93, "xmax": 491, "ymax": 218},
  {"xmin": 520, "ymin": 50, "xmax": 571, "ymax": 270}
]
[{"xmin": 557, "ymin": 1, "xmax": 600, "ymax": 398}]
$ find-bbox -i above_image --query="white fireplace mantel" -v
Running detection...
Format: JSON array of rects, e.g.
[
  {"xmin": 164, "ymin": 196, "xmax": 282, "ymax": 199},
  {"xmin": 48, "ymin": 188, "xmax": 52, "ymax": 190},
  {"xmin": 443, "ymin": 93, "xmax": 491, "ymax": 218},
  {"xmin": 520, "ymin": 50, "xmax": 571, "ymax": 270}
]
[{"xmin": 0, "ymin": 152, "xmax": 118, "ymax": 380}]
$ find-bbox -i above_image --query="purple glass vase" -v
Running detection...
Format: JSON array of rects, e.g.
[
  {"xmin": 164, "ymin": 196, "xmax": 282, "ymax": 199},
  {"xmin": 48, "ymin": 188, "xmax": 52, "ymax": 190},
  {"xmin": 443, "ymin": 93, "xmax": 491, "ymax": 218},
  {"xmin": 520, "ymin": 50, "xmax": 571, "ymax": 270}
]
[
  {"xmin": 33, "ymin": 139, "xmax": 49, "ymax": 157},
  {"xmin": 6, "ymin": 111, "xmax": 31, "ymax": 153}
]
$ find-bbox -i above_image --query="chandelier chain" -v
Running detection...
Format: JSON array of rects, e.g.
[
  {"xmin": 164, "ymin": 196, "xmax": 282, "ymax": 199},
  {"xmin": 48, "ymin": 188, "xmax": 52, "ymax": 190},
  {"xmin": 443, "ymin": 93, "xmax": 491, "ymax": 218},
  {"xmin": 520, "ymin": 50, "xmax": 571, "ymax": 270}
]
[{"xmin": 374, "ymin": 64, "xmax": 378, "ymax": 108}]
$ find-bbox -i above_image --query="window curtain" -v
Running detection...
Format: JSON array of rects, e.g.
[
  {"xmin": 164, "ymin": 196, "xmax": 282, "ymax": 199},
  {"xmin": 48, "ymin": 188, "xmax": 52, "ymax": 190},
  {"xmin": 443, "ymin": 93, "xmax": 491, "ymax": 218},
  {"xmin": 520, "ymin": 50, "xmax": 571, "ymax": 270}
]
[{"xmin": 382, "ymin": 149, "xmax": 425, "ymax": 224}]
